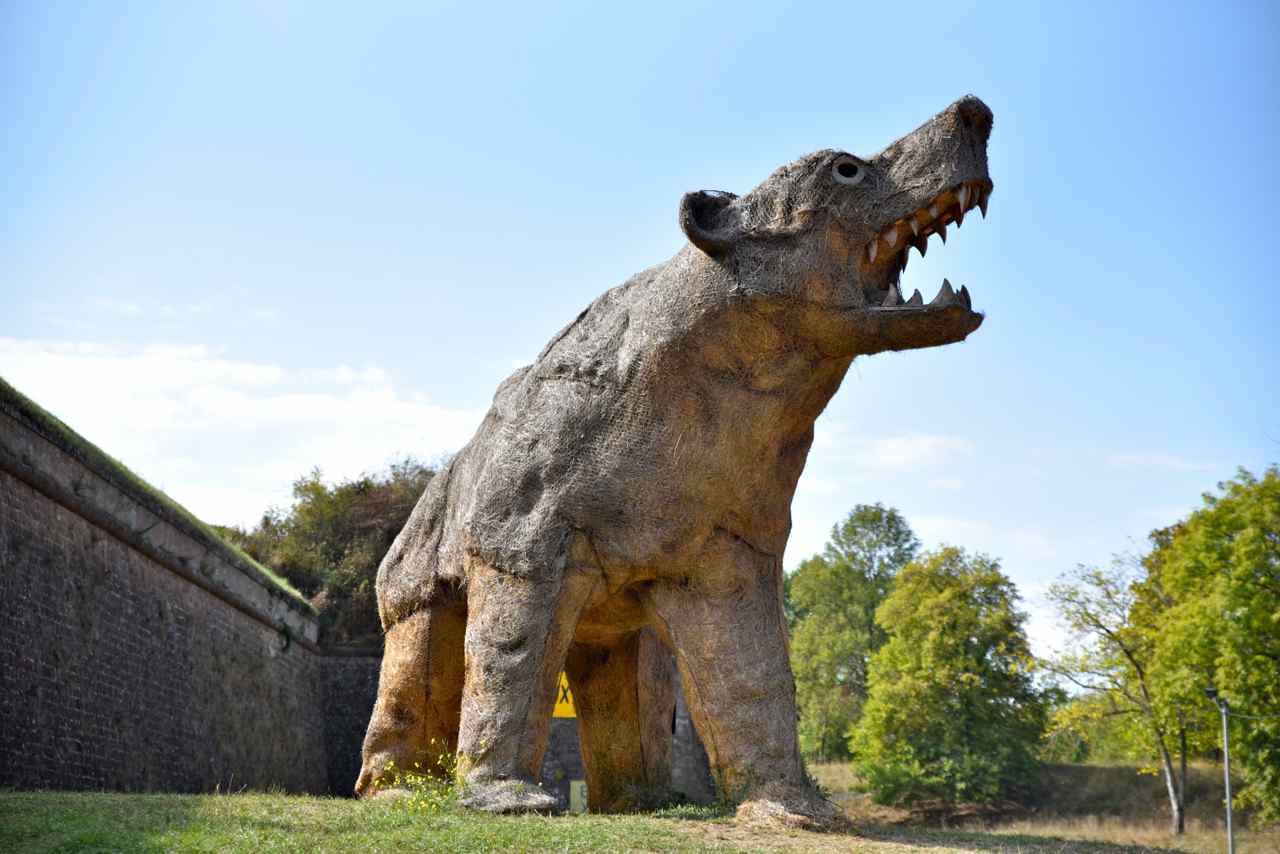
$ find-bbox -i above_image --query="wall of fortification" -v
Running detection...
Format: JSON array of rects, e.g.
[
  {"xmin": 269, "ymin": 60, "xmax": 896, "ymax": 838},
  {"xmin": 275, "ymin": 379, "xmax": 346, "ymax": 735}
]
[
  {"xmin": 0, "ymin": 465, "xmax": 332, "ymax": 792},
  {"xmin": 319, "ymin": 654, "xmax": 381, "ymax": 795}
]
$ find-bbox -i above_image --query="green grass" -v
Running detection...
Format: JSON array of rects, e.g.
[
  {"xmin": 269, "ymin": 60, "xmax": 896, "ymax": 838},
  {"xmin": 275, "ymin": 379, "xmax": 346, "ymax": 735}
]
[
  {"xmin": 0, "ymin": 375, "xmax": 312, "ymax": 611},
  {"xmin": 0, "ymin": 792, "xmax": 711, "ymax": 854}
]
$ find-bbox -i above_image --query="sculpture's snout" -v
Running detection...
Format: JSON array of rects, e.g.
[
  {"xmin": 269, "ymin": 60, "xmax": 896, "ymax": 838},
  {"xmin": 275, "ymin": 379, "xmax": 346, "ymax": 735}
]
[
  {"xmin": 951, "ymin": 95, "xmax": 993, "ymax": 144},
  {"xmin": 870, "ymin": 94, "xmax": 994, "ymax": 231}
]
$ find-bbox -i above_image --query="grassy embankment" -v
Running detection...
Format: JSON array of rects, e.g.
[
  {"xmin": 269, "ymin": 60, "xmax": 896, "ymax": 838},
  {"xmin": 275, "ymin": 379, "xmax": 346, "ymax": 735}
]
[{"xmin": 5, "ymin": 765, "xmax": 1279, "ymax": 854}]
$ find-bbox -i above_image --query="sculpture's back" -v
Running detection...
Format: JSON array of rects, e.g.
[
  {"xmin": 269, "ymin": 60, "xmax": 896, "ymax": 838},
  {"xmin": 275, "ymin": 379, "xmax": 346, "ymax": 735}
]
[{"xmin": 359, "ymin": 96, "xmax": 995, "ymax": 825}]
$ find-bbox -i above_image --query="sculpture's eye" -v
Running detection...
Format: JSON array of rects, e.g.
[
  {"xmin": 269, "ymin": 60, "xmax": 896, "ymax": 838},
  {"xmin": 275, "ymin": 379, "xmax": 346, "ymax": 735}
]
[{"xmin": 832, "ymin": 157, "xmax": 865, "ymax": 186}]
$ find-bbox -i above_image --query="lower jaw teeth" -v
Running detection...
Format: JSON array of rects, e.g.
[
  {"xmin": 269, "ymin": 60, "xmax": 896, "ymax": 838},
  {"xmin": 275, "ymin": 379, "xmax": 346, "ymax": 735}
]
[{"xmin": 867, "ymin": 278, "xmax": 972, "ymax": 310}]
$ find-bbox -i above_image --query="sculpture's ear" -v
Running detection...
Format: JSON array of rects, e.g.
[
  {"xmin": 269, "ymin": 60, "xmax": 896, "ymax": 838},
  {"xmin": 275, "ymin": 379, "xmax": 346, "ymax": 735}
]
[{"xmin": 679, "ymin": 190, "xmax": 740, "ymax": 256}]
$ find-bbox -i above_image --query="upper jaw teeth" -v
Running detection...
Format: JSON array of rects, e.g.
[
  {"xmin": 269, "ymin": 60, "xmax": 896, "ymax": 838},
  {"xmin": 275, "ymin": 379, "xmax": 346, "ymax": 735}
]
[
  {"xmin": 865, "ymin": 179, "xmax": 991, "ymax": 265},
  {"xmin": 859, "ymin": 180, "xmax": 988, "ymax": 314}
]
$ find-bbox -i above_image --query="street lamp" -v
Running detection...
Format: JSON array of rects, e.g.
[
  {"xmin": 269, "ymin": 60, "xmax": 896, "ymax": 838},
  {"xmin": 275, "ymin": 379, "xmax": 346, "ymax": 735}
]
[{"xmin": 1205, "ymin": 687, "xmax": 1234, "ymax": 854}]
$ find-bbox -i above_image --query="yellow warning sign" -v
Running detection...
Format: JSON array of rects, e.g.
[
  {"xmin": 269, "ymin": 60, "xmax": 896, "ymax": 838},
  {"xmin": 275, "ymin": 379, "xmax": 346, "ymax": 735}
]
[{"xmin": 553, "ymin": 672, "xmax": 576, "ymax": 718}]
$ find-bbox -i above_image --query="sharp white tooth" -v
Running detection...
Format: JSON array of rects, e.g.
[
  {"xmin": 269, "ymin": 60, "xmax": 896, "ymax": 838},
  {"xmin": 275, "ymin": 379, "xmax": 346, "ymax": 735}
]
[
  {"xmin": 868, "ymin": 241, "xmax": 877, "ymax": 263},
  {"xmin": 929, "ymin": 203, "xmax": 942, "ymax": 219},
  {"xmin": 979, "ymin": 190, "xmax": 989, "ymax": 218},
  {"xmin": 883, "ymin": 225, "xmax": 897, "ymax": 247},
  {"xmin": 959, "ymin": 284, "xmax": 972, "ymax": 309},
  {"xmin": 957, "ymin": 185, "xmax": 970, "ymax": 210},
  {"xmin": 955, "ymin": 206, "xmax": 965, "ymax": 227},
  {"xmin": 914, "ymin": 236, "xmax": 927, "ymax": 257},
  {"xmin": 931, "ymin": 278, "xmax": 957, "ymax": 306},
  {"xmin": 907, "ymin": 289, "xmax": 923, "ymax": 306},
  {"xmin": 909, "ymin": 217, "xmax": 919, "ymax": 236},
  {"xmin": 883, "ymin": 283, "xmax": 902, "ymax": 306},
  {"xmin": 937, "ymin": 223, "xmax": 947, "ymax": 243}
]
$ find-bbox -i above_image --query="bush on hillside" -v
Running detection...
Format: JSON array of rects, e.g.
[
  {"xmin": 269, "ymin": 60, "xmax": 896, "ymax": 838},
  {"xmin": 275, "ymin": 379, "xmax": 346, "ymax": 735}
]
[{"xmin": 216, "ymin": 457, "xmax": 438, "ymax": 646}]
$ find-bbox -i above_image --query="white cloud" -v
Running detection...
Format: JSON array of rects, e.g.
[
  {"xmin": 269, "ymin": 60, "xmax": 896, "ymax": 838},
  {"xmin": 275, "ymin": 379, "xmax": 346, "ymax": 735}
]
[
  {"xmin": 861, "ymin": 434, "xmax": 974, "ymax": 471},
  {"xmin": 1018, "ymin": 581, "xmax": 1066, "ymax": 660},
  {"xmin": 77, "ymin": 296, "xmax": 215, "ymax": 320},
  {"xmin": 88, "ymin": 297, "xmax": 144, "ymax": 317},
  {"xmin": 0, "ymin": 337, "xmax": 484, "ymax": 527},
  {"xmin": 813, "ymin": 421, "xmax": 974, "ymax": 473},
  {"xmin": 1106, "ymin": 452, "xmax": 1213, "ymax": 472},
  {"xmin": 913, "ymin": 514, "xmax": 992, "ymax": 548}
]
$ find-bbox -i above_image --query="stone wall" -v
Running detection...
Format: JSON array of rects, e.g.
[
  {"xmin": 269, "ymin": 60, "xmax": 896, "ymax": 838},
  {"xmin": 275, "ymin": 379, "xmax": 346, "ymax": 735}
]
[
  {"xmin": 0, "ymin": 463, "xmax": 333, "ymax": 792},
  {"xmin": 0, "ymin": 378, "xmax": 711, "ymax": 803},
  {"xmin": 320, "ymin": 654, "xmax": 381, "ymax": 796}
]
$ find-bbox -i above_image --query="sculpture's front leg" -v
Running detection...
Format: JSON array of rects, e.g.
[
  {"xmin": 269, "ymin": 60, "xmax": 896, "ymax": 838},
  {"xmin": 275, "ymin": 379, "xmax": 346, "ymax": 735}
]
[
  {"xmin": 455, "ymin": 561, "xmax": 599, "ymax": 813},
  {"xmin": 644, "ymin": 532, "xmax": 844, "ymax": 829}
]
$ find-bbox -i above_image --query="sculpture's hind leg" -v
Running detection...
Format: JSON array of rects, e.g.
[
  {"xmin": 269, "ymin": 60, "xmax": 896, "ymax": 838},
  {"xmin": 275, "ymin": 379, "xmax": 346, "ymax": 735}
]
[
  {"xmin": 564, "ymin": 628, "xmax": 675, "ymax": 812},
  {"xmin": 355, "ymin": 597, "xmax": 466, "ymax": 796},
  {"xmin": 455, "ymin": 561, "xmax": 599, "ymax": 813}
]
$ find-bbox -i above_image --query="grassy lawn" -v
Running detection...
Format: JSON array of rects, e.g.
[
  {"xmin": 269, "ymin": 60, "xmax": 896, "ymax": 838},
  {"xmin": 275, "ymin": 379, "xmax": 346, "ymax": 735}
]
[
  {"xmin": 0, "ymin": 791, "xmax": 707, "ymax": 854},
  {"xmin": 5, "ymin": 789, "xmax": 1279, "ymax": 853}
]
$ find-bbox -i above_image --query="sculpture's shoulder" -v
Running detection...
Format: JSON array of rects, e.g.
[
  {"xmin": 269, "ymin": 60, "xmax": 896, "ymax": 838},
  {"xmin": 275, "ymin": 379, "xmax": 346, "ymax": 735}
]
[
  {"xmin": 376, "ymin": 261, "xmax": 688, "ymax": 619},
  {"xmin": 530, "ymin": 264, "xmax": 664, "ymax": 387}
]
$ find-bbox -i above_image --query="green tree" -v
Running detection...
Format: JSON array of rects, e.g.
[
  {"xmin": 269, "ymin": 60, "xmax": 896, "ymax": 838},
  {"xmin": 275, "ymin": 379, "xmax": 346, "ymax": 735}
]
[
  {"xmin": 1044, "ymin": 466, "xmax": 1280, "ymax": 828},
  {"xmin": 1044, "ymin": 560, "xmax": 1213, "ymax": 834},
  {"xmin": 850, "ymin": 547, "xmax": 1049, "ymax": 804},
  {"xmin": 1144, "ymin": 467, "xmax": 1280, "ymax": 822},
  {"xmin": 785, "ymin": 504, "xmax": 918, "ymax": 760},
  {"xmin": 1039, "ymin": 691, "xmax": 1134, "ymax": 764},
  {"xmin": 217, "ymin": 456, "xmax": 438, "ymax": 646}
]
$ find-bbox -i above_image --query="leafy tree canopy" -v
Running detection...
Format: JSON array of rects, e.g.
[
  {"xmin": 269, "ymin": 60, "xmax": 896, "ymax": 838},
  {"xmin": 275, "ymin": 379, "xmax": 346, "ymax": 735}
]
[
  {"xmin": 1043, "ymin": 466, "xmax": 1279, "ymax": 829},
  {"xmin": 785, "ymin": 504, "xmax": 918, "ymax": 760},
  {"xmin": 850, "ymin": 547, "xmax": 1049, "ymax": 804},
  {"xmin": 1145, "ymin": 467, "xmax": 1280, "ymax": 821},
  {"xmin": 217, "ymin": 457, "xmax": 438, "ymax": 646}
]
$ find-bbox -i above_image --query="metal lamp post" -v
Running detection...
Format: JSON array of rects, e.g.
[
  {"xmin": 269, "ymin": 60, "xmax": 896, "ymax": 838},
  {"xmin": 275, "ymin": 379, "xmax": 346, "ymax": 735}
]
[{"xmin": 1205, "ymin": 688, "xmax": 1234, "ymax": 854}]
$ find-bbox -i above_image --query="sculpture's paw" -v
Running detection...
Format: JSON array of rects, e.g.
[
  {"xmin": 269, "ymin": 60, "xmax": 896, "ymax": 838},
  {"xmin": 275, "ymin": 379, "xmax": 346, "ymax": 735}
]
[
  {"xmin": 735, "ymin": 783, "xmax": 849, "ymax": 832},
  {"xmin": 458, "ymin": 779, "xmax": 561, "ymax": 814}
]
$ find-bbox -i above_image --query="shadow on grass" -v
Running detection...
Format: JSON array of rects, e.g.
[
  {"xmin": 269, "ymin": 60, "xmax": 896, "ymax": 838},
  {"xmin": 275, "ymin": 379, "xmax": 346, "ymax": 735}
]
[{"xmin": 855, "ymin": 821, "xmax": 1187, "ymax": 853}]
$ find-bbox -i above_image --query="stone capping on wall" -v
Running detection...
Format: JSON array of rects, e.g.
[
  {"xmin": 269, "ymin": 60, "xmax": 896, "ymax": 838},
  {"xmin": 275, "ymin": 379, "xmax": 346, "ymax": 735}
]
[{"xmin": 0, "ymin": 382, "xmax": 320, "ymax": 650}]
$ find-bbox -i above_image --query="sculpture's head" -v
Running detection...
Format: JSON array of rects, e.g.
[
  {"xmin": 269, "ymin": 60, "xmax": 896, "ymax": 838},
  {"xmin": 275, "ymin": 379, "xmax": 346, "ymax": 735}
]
[{"xmin": 679, "ymin": 95, "xmax": 992, "ymax": 357}]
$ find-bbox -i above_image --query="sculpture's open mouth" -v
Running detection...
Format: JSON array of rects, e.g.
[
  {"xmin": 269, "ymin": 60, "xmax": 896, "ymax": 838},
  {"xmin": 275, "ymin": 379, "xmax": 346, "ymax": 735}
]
[
  {"xmin": 853, "ymin": 178, "xmax": 991, "ymax": 316},
  {"xmin": 836, "ymin": 176, "xmax": 990, "ymax": 353}
]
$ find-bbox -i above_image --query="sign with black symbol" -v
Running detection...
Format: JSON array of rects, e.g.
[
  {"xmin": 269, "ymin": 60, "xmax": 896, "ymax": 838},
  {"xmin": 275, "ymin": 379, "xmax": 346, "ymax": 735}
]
[{"xmin": 553, "ymin": 672, "xmax": 576, "ymax": 718}]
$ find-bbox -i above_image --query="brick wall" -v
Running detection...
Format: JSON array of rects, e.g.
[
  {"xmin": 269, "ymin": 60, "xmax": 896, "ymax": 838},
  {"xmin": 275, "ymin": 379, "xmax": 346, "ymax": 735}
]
[{"xmin": 0, "ymin": 467, "xmax": 329, "ymax": 792}]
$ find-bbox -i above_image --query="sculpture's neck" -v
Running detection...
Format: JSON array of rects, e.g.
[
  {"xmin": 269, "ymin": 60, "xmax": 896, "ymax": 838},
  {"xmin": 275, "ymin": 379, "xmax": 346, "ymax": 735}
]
[{"xmin": 647, "ymin": 251, "xmax": 857, "ymax": 445}]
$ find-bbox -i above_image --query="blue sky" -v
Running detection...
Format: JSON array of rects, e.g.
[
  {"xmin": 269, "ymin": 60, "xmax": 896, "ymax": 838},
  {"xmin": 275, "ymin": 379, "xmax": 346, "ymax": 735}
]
[{"xmin": 3, "ymin": 1, "xmax": 1277, "ymax": 651}]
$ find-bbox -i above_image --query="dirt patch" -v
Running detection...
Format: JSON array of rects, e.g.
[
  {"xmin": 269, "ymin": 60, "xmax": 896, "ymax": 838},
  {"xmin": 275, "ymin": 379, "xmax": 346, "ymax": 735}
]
[{"xmin": 665, "ymin": 818, "xmax": 875, "ymax": 852}]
